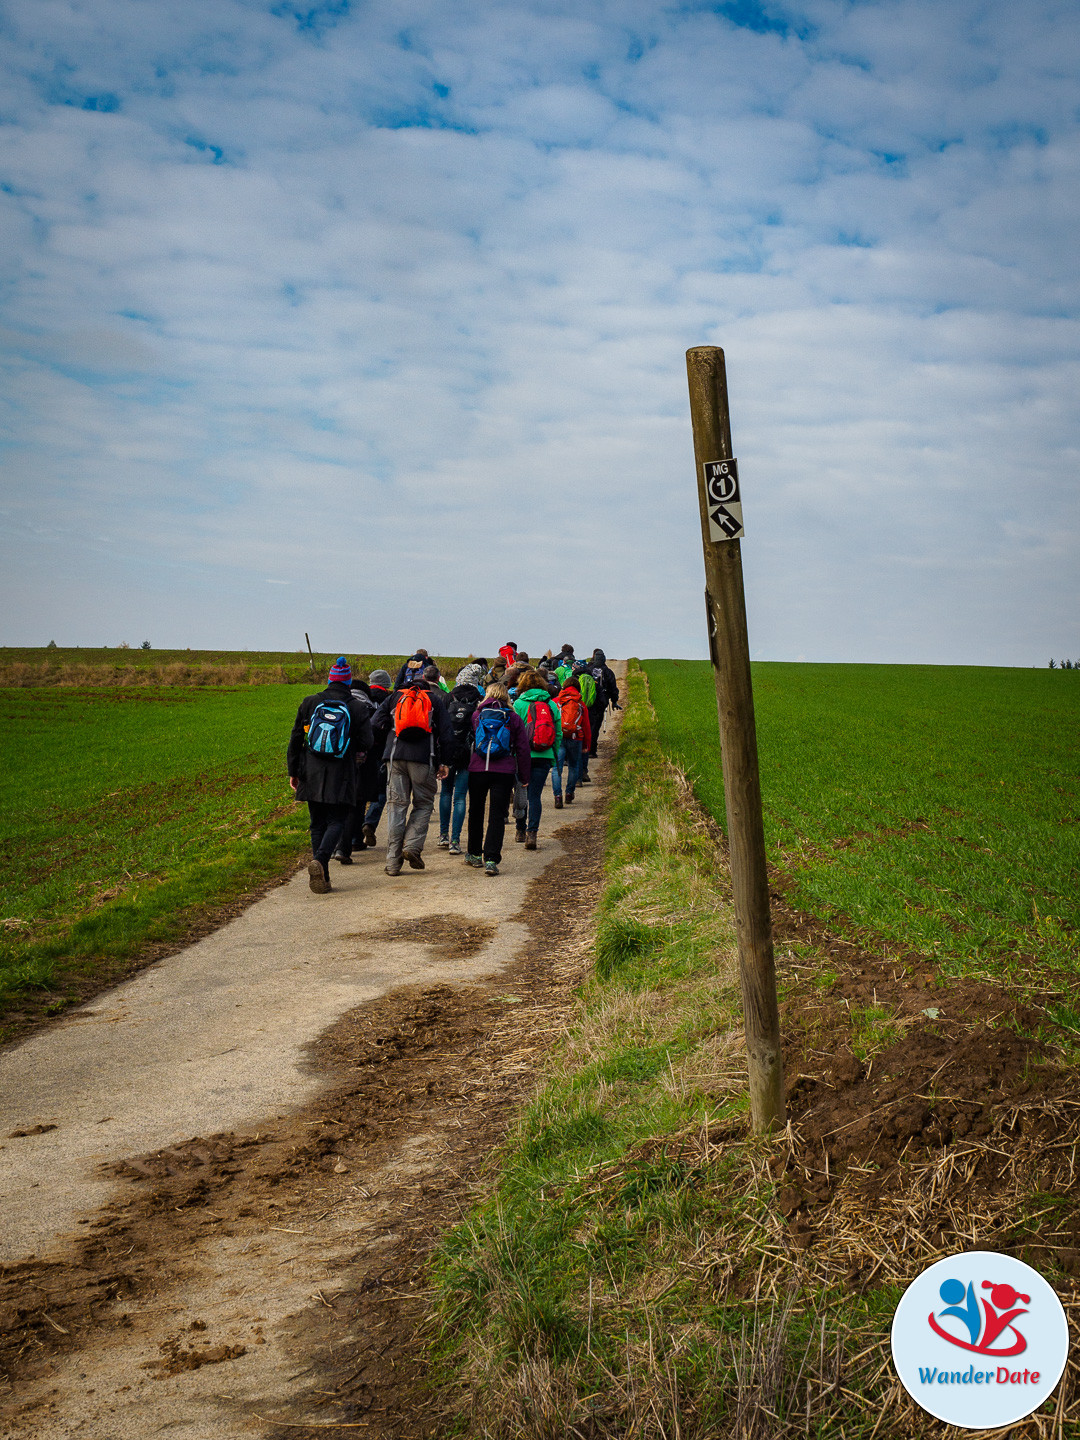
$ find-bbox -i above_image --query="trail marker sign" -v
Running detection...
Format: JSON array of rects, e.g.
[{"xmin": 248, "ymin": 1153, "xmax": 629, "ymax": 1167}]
[{"xmin": 703, "ymin": 459, "xmax": 744, "ymax": 541}]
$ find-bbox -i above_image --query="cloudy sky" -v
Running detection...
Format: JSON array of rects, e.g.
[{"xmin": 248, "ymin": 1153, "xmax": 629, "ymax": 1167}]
[{"xmin": 1, "ymin": 0, "xmax": 1077, "ymax": 664}]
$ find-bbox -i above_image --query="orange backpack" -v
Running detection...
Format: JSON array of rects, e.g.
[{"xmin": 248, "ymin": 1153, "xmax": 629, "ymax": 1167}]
[
  {"xmin": 559, "ymin": 692, "xmax": 586, "ymax": 739},
  {"xmin": 394, "ymin": 686, "xmax": 433, "ymax": 739}
]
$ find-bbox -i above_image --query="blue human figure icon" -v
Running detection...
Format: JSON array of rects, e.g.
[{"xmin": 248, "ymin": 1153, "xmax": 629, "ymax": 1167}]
[{"xmin": 938, "ymin": 1278, "xmax": 982, "ymax": 1345}]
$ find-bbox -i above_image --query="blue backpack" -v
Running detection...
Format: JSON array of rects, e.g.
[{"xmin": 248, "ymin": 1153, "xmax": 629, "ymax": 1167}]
[
  {"xmin": 475, "ymin": 706, "xmax": 512, "ymax": 768},
  {"xmin": 306, "ymin": 701, "xmax": 351, "ymax": 759}
]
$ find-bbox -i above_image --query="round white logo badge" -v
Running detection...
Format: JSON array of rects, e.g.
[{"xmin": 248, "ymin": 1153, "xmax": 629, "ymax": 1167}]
[{"xmin": 892, "ymin": 1252, "xmax": 1069, "ymax": 1429}]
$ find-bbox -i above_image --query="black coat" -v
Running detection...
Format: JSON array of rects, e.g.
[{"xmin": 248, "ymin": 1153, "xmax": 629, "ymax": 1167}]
[
  {"xmin": 588, "ymin": 653, "xmax": 619, "ymax": 707},
  {"xmin": 287, "ymin": 683, "xmax": 375, "ymax": 805},
  {"xmin": 371, "ymin": 682, "xmax": 456, "ymax": 767},
  {"xmin": 393, "ymin": 654, "xmax": 428, "ymax": 688},
  {"xmin": 444, "ymin": 684, "xmax": 480, "ymax": 770},
  {"xmin": 348, "ymin": 683, "xmax": 385, "ymax": 800},
  {"xmin": 360, "ymin": 683, "xmax": 393, "ymax": 791}
]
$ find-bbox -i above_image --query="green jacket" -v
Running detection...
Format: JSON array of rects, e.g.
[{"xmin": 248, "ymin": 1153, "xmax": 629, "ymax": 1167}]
[
  {"xmin": 513, "ymin": 687, "xmax": 563, "ymax": 760},
  {"xmin": 555, "ymin": 662, "xmax": 574, "ymax": 686}
]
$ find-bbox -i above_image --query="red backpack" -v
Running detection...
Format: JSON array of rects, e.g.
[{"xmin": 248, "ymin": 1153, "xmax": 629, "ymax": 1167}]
[
  {"xmin": 528, "ymin": 699, "xmax": 556, "ymax": 749},
  {"xmin": 558, "ymin": 692, "xmax": 586, "ymax": 739},
  {"xmin": 394, "ymin": 686, "xmax": 433, "ymax": 739}
]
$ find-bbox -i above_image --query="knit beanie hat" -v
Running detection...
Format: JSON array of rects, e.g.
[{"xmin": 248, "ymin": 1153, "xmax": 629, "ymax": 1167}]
[
  {"xmin": 369, "ymin": 669, "xmax": 392, "ymax": 688},
  {"xmin": 328, "ymin": 656, "xmax": 351, "ymax": 685}
]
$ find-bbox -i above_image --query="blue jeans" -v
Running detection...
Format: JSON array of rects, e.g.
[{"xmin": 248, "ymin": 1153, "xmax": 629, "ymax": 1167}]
[
  {"xmin": 439, "ymin": 767, "xmax": 469, "ymax": 841},
  {"xmin": 551, "ymin": 737, "xmax": 582, "ymax": 798},
  {"xmin": 526, "ymin": 758, "xmax": 552, "ymax": 832},
  {"xmin": 364, "ymin": 770, "xmax": 387, "ymax": 830}
]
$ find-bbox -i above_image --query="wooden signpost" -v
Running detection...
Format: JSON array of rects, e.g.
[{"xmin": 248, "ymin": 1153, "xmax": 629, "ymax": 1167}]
[{"xmin": 685, "ymin": 346, "xmax": 785, "ymax": 1133}]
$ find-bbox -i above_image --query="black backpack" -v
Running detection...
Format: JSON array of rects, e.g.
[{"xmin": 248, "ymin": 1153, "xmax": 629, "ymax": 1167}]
[{"xmin": 447, "ymin": 692, "xmax": 478, "ymax": 765}]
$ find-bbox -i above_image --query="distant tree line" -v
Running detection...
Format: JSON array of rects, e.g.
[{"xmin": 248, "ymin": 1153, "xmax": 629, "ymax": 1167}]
[{"xmin": 1049, "ymin": 659, "xmax": 1079, "ymax": 668}]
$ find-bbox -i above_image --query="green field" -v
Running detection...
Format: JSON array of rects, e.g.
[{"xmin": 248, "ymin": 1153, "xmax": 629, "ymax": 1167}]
[
  {"xmin": 0, "ymin": 652, "xmax": 469, "ymax": 1028},
  {"xmin": 644, "ymin": 661, "xmax": 1080, "ymax": 986}
]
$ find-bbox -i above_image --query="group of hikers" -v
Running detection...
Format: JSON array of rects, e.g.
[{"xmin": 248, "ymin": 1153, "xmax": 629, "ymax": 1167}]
[{"xmin": 287, "ymin": 644, "xmax": 621, "ymax": 887}]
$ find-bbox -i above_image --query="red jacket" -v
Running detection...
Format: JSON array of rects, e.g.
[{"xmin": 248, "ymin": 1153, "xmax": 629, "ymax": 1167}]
[
  {"xmin": 498, "ymin": 644, "xmax": 517, "ymax": 667},
  {"xmin": 554, "ymin": 686, "xmax": 591, "ymax": 749}
]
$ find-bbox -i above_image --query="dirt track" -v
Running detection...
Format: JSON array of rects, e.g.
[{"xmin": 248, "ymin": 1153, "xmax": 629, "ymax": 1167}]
[{"xmin": 0, "ymin": 693, "xmax": 622, "ymax": 1437}]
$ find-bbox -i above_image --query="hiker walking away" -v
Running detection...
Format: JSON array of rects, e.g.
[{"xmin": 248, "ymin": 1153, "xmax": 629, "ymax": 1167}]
[
  {"xmin": 454, "ymin": 658, "xmax": 488, "ymax": 695},
  {"xmin": 393, "ymin": 648, "xmax": 430, "ymax": 688},
  {"xmin": 554, "ymin": 644, "xmax": 576, "ymax": 686},
  {"xmin": 333, "ymin": 669, "xmax": 380, "ymax": 864},
  {"xmin": 498, "ymin": 641, "xmax": 518, "ymax": 668},
  {"xmin": 502, "ymin": 661, "xmax": 529, "ymax": 839},
  {"xmin": 287, "ymin": 657, "xmax": 374, "ymax": 893},
  {"xmin": 551, "ymin": 675, "xmax": 591, "ymax": 809},
  {"xmin": 512, "ymin": 668, "xmax": 562, "ymax": 851},
  {"xmin": 360, "ymin": 669, "xmax": 393, "ymax": 847},
  {"xmin": 579, "ymin": 649, "xmax": 620, "ymax": 783},
  {"xmin": 574, "ymin": 663, "xmax": 597, "ymax": 784},
  {"xmin": 536, "ymin": 659, "xmax": 560, "ymax": 696},
  {"xmin": 370, "ymin": 664, "xmax": 454, "ymax": 876},
  {"xmin": 439, "ymin": 679, "xmax": 480, "ymax": 854},
  {"xmin": 465, "ymin": 683, "xmax": 531, "ymax": 876}
]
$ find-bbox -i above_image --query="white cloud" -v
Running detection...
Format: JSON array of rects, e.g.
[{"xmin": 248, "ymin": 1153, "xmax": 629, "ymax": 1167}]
[{"xmin": 0, "ymin": 0, "xmax": 1077, "ymax": 662}]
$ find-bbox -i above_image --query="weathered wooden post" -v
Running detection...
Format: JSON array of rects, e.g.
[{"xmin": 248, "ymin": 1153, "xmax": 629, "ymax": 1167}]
[
  {"xmin": 305, "ymin": 632, "xmax": 316, "ymax": 678},
  {"xmin": 686, "ymin": 345, "xmax": 785, "ymax": 1132}
]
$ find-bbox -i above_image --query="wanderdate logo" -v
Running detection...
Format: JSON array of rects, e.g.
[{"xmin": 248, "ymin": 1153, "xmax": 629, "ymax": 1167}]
[
  {"xmin": 891, "ymin": 1253, "xmax": 1068, "ymax": 1428},
  {"xmin": 929, "ymin": 1276, "xmax": 1030, "ymax": 1357}
]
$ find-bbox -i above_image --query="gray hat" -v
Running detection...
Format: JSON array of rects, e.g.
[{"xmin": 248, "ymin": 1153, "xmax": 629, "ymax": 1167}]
[{"xmin": 369, "ymin": 669, "xmax": 393, "ymax": 687}]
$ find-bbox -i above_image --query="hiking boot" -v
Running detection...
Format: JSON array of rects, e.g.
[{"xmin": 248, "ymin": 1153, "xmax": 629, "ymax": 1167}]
[
  {"xmin": 438, "ymin": 834, "xmax": 450, "ymax": 849},
  {"xmin": 580, "ymin": 775, "xmax": 592, "ymax": 785},
  {"xmin": 485, "ymin": 860, "xmax": 499, "ymax": 876},
  {"xmin": 384, "ymin": 863, "xmax": 402, "ymax": 877},
  {"xmin": 553, "ymin": 795, "xmax": 564, "ymax": 810},
  {"xmin": 525, "ymin": 831, "xmax": 538, "ymax": 851},
  {"xmin": 334, "ymin": 852, "xmax": 353, "ymax": 865},
  {"xmin": 362, "ymin": 824, "xmax": 377, "ymax": 846},
  {"xmin": 465, "ymin": 854, "xmax": 483, "ymax": 868},
  {"xmin": 308, "ymin": 860, "xmax": 331, "ymax": 894},
  {"xmin": 515, "ymin": 825, "xmax": 527, "ymax": 843},
  {"xmin": 565, "ymin": 790, "xmax": 575, "ymax": 803},
  {"xmin": 403, "ymin": 849, "xmax": 425, "ymax": 870},
  {"xmin": 448, "ymin": 840, "xmax": 461, "ymax": 855}
]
